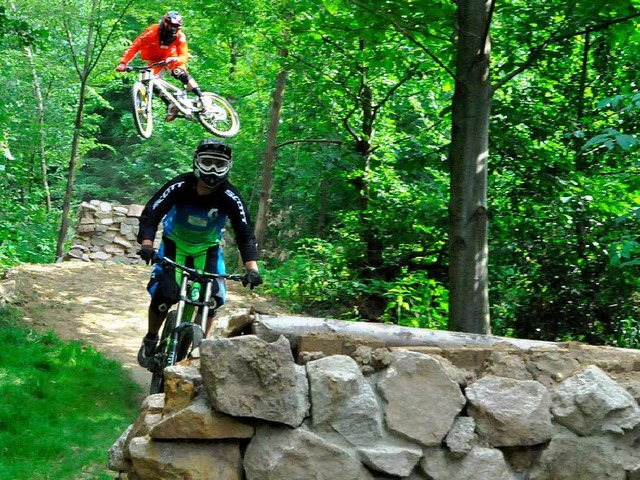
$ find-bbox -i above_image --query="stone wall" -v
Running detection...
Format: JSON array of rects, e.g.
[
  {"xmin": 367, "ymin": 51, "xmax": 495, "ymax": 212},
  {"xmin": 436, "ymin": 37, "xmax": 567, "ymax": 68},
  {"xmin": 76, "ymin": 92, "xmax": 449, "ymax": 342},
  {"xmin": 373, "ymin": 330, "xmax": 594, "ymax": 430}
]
[
  {"xmin": 65, "ymin": 201, "xmax": 158, "ymax": 263},
  {"xmin": 109, "ymin": 313, "xmax": 640, "ymax": 480}
]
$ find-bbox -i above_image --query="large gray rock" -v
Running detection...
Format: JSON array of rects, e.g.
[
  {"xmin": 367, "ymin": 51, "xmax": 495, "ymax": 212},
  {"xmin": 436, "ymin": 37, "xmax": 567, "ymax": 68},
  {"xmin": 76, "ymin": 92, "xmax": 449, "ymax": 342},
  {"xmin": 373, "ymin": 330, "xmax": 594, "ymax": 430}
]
[
  {"xmin": 211, "ymin": 308, "xmax": 255, "ymax": 337},
  {"xmin": 444, "ymin": 416, "xmax": 477, "ymax": 456},
  {"xmin": 307, "ymin": 355, "xmax": 383, "ymax": 446},
  {"xmin": 466, "ymin": 375, "xmax": 553, "ymax": 446},
  {"xmin": 107, "ymin": 424, "xmax": 133, "ymax": 471},
  {"xmin": 552, "ymin": 365, "xmax": 640, "ymax": 435},
  {"xmin": 128, "ymin": 436, "xmax": 243, "ymax": 480},
  {"xmin": 244, "ymin": 426, "xmax": 373, "ymax": 480},
  {"xmin": 149, "ymin": 396, "xmax": 254, "ymax": 440},
  {"xmin": 200, "ymin": 335, "xmax": 309, "ymax": 427},
  {"xmin": 529, "ymin": 428, "xmax": 631, "ymax": 480},
  {"xmin": 420, "ymin": 446, "xmax": 515, "ymax": 480},
  {"xmin": 356, "ymin": 444, "xmax": 423, "ymax": 477},
  {"xmin": 378, "ymin": 351, "xmax": 466, "ymax": 446}
]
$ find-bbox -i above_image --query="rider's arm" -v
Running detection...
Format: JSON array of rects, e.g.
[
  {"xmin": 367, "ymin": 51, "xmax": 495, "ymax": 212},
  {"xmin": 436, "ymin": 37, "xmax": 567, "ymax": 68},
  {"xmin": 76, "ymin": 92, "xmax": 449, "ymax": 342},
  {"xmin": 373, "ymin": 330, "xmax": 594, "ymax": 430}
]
[
  {"xmin": 120, "ymin": 25, "xmax": 156, "ymax": 66},
  {"xmin": 173, "ymin": 32, "xmax": 190, "ymax": 66},
  {"xmin": 221, "ymin": 184, "xmax": 259, "ymax": 264},
  {"xmin": 137, "ymin": 174, "xmax": 191, "ymax": 244},
  {"xmin": 245, "ymin": 260, "xmax": 259, "ymax": 272}
]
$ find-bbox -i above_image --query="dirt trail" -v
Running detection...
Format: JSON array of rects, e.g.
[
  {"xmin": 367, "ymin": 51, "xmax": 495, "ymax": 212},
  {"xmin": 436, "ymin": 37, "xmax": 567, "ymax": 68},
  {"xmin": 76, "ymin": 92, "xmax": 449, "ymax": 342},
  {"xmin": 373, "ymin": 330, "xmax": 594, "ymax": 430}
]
[{"xmin": 6, "ymin": 262, "xmax": 277, "ymax": 395}]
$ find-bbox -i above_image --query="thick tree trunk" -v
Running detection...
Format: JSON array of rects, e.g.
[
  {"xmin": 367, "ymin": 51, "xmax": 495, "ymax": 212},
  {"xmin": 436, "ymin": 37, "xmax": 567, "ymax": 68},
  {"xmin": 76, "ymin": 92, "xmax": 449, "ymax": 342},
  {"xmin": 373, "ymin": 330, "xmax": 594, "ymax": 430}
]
[
  {"xmin": 447, "ymin": 0, "xmax": 493, "ymax": 334},
  {"xmin": 255, "ymin": 68, "xmax": 288, "ymax": 251}
]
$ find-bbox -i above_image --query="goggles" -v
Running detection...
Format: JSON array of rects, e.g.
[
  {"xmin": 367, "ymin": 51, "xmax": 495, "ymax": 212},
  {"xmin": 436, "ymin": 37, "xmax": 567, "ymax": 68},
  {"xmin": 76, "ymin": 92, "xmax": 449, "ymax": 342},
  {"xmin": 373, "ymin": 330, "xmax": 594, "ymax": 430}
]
[
  {"xmin": 163, "ymin": 20, "xmax": 181, "ymax": 34},
  {"xmin": 196, "ymin": 152, "xmax": 231, "ymax": 175}
]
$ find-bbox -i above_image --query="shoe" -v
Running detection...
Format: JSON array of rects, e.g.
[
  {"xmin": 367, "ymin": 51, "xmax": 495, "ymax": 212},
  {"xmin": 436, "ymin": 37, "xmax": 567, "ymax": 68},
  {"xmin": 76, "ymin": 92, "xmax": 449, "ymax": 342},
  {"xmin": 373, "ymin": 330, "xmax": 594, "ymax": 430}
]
[
  {"xmin": 165, "ymin": 103, "xmax": 178, "ymax": 122},
  {"xmin": 137, "ymin": 334, "xmax": 159, "ymax": 368},
  {"xmin": 200, "ymin": 96, "xmax": 213, "ymax": 115}
]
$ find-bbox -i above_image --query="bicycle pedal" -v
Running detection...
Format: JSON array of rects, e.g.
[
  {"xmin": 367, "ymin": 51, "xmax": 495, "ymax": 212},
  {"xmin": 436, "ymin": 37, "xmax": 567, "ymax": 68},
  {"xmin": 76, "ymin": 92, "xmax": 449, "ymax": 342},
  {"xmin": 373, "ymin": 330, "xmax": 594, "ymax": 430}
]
[{"xmin": 147, "ymin": 354, "xmax": 164, "ymax": 373}]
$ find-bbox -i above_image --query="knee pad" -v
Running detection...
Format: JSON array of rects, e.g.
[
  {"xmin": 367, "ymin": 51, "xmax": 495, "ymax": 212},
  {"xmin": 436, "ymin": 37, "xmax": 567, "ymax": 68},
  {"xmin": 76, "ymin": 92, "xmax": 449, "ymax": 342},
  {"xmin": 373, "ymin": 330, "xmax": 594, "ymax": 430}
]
[
  {"xmin": 171, "ymin": 67, "xmax": 191, "ymax": 85},
  {"xmin": 150, "ymin": 297, "xmax": 171, "ymax": 316},
  {"xmin": 148, "ymin": 266, "xmax": 180, "ymax": 315}
]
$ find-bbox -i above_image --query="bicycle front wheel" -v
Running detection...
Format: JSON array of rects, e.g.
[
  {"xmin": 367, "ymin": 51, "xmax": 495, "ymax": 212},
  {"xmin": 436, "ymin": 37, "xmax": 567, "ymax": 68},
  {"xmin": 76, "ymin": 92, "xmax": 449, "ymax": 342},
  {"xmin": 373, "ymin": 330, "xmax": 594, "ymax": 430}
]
[
  {"xmin": 176, "ymin": 323, "xmax": 204, "ymax": 363},
  {"xmin": 131, "ymin": 82, "xmax": 153, "ymax": 139},
  {"xmin": 197, "ymin": 93, "xmax": 240, "ymax": 138},
  {"xmin": 149, "ymin": 311, "xmax": 178, "ymax": 395}
]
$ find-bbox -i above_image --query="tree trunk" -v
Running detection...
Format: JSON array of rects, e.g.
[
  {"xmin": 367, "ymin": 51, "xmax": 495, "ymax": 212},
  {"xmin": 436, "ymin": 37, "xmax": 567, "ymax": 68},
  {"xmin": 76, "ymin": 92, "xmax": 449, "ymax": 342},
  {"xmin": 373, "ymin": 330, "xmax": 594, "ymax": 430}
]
[
  {"xmin": 316, "ymin": 177, "xmax": 329, "ymax": 237},
  {"xmin": 447, "ymin": 0, "xmax": 493, "ymax": 334},
  {"xmin": 55, "ymin": 0, "xmax": 100, "ymax": 260},
  {"xmin": 56, "ymin": 80, "xmax": 88, "ymax": 259},
  {"xmin": 26, "ymin": 46, "xmax": 51, "ymax": 212},
  {"xmin": 255, "ymin": 67, "xmax": 288, "ymax": 251}
]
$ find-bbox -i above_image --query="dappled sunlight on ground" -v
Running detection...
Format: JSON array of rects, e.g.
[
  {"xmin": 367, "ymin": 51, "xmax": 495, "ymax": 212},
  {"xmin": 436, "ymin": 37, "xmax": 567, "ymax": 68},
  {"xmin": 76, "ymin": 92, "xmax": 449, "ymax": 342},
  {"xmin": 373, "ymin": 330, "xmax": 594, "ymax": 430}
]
[{"xmin": 7, "ymin": 261, "xmax": 276, "ymax": 397}]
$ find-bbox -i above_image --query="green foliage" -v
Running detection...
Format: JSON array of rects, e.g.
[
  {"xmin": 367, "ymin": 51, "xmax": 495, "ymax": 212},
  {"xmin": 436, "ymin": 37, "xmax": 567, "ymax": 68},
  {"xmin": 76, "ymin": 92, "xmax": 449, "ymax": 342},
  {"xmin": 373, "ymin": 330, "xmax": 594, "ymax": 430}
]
[
  {"xmin": 2, "ymin": 0, "xmax": 639, "ymax": 346},
  {"xmin": 378, "ymin": 270, "xmax": 448, "ymax": 329},
  {"xmin": 265, "ymin": 239, "xmax": 353, "ymax": 313},
  {"xmin": 0, "ymin": 307, "xmax": 140, "ymax": 479},
  {"xmin": 265, "ymin": 238, "xmax": 450, "ymax": 327}
]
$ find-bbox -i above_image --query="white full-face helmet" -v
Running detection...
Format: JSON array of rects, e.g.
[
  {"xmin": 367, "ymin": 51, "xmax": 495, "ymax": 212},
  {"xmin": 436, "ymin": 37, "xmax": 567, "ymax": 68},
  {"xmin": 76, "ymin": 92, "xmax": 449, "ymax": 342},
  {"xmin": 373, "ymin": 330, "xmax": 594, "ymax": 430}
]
[{"xmin": 193, "ymin": 139, "xmax": 233, "ymax": 188}]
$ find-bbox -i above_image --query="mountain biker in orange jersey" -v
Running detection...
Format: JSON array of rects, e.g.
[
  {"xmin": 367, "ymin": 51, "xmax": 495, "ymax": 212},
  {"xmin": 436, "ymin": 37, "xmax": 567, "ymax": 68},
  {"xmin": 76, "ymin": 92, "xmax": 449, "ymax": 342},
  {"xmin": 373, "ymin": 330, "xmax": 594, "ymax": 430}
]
[
  {"xmin": 115, "ymin": 11, "xmax": 211, "ymax": 121},
  {"xmin": 135, "ymin": 139, "xmax": 263, "ymax": 370}
]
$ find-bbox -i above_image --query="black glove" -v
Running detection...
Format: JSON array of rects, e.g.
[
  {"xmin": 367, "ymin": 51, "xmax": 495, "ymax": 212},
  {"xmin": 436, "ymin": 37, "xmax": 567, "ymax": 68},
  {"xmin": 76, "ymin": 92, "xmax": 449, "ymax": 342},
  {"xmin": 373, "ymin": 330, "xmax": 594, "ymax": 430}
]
[
  {"xmin": 243, "ymin": 269, "xmax": 263, "ymax": 290},
  {"xmin": 137, "ymin": 245, "xmax": 155, "ymax": 265}
]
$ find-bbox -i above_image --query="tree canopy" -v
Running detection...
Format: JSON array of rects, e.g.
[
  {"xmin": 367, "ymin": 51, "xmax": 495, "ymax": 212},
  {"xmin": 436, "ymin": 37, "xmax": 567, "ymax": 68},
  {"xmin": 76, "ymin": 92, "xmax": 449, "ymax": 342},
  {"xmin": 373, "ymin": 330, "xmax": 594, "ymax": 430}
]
[{"xmin": 1, "ymin": 0, "xmax": 638, "ymax": 346}]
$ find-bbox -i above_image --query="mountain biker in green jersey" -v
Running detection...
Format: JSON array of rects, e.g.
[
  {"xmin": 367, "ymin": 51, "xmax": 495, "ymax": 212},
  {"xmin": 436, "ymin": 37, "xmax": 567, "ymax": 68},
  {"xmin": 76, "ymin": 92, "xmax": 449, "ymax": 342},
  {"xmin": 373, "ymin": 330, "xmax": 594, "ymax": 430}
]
[{"xmin": 135, "ymin": 139, "xmax": 262, "ymax": 369}]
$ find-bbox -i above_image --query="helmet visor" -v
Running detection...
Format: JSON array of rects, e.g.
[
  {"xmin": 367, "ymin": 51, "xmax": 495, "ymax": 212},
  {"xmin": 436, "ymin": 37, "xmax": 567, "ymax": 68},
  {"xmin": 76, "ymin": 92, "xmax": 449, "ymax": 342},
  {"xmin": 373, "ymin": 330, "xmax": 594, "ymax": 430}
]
[
  {"xmin": 195, "ymin": 152, "xmax": 231, "ymax": 176},
  {"xmin": 163, "ymin": 21, "xmax": 181, "ymax": 35}
]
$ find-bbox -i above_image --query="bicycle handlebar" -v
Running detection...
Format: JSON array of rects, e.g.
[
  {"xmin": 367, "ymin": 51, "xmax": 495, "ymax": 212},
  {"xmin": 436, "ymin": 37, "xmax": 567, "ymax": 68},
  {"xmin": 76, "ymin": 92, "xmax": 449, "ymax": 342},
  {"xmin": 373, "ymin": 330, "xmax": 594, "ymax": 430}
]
[
  {"xmin": 124, "ymin": 61, "xmax": 166, "ymax": 72},
  {"xmin": 153, "ymin": 254, "xmax": 244, "ymax": 282}
]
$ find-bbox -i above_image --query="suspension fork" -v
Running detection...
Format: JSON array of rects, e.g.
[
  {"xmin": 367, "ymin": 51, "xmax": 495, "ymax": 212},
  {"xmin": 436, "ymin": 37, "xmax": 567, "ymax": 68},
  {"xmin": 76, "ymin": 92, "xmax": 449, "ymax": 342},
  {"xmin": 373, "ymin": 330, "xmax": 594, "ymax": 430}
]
[
  {"xmin": 167, "ymin": 274, "xmax": 190, "ymax": 366},
  {"xmin": 199, "ymin": 281, "xmax": 214, "ymax": 336}
]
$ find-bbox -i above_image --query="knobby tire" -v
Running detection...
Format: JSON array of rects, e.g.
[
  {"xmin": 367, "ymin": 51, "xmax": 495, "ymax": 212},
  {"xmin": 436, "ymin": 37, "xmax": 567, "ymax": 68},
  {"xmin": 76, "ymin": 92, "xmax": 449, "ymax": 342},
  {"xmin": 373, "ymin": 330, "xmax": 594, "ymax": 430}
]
[
  {"xmin": 149, "ymin": 313, "xmax": 204, "ymax": 395},
  {"xmin": 131, "ymin": 82, "xmax": 153, "ymax": 139},
  {"xmin": 197, "ymin": 93, "xmax": 240, "ymax": 138},
  {"xmin": 149, "ymin": 311, "xmax": 178, "ymax": 394}
]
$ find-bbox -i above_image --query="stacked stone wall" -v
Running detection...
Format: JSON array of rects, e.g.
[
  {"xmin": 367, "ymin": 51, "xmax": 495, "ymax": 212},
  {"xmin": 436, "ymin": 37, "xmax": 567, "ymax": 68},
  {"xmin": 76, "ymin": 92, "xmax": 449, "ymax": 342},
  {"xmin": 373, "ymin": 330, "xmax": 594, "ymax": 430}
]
[
  {"xmin": 65, "ymin": 201, "xmax": 159, "ymax": 263},
  {"xmin": 109, "ymin": 313, "xmax": 640, "ymax": 480}
]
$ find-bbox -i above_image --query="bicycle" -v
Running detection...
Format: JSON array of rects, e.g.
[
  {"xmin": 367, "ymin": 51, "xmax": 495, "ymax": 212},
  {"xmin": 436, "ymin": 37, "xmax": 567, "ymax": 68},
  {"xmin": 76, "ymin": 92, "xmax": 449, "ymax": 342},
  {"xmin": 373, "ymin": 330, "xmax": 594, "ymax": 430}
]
[
  {"xmin": 146, "ymin": 255, "xmax": 244, "ymax": 394},
  {"xmin": 125, "ymin": 61, "xmax": 240, "ymax": 139}
]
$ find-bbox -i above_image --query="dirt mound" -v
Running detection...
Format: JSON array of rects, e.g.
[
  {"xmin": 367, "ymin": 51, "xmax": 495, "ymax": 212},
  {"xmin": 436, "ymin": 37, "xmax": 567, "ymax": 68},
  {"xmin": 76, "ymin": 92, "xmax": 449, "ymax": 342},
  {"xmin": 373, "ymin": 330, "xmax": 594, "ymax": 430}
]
[{"xmin": 5, "ymin": 262, "xmax": 280, "ymax": 394}]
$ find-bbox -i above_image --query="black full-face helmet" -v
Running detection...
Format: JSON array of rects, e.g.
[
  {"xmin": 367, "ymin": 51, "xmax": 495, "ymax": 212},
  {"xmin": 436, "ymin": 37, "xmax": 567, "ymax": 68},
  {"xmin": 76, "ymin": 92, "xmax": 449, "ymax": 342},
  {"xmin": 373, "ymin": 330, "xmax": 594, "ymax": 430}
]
[
  {"xmin": 193, "ymin": 139, "xmax": 233, "ymax": 188},
  {"xmin": 159, "ymin": 11, "xmax": 183, "ymax": 45}
]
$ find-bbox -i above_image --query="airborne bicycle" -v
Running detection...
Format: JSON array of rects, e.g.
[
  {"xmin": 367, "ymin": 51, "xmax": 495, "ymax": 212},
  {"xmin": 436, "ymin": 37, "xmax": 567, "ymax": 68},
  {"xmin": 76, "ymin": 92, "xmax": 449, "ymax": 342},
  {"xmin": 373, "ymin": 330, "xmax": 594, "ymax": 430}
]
[
  {"xmin": 125, "ymin": 61, "xmax": 240, "ymax": 139},
  {"xmin": 147, "ymin": 255, "xmax": 244, "ymax": 394}
]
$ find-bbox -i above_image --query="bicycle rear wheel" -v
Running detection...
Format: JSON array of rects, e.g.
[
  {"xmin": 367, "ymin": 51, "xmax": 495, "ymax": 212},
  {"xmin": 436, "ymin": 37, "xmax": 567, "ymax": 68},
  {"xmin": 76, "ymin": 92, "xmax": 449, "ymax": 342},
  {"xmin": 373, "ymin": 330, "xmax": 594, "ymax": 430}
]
[
  {"xmin": 197, "ymin": 93, "xmax": 240, "ymax": 138},
  {"xmin": 149, "ymin": 311, "xmax": 178, "ymax": 395},
  {"xmin": 131, "ymin": 82, "xmax": 153, "ymax": 139}
]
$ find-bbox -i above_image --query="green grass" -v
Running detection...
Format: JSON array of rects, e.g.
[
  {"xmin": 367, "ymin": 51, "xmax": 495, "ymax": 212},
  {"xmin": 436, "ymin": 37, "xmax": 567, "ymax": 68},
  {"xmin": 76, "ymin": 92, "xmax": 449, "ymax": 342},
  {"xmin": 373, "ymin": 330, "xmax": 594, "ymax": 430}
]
[{"xmin": 0, "ymin": 307, "xmax": 141, "ymax": 479}]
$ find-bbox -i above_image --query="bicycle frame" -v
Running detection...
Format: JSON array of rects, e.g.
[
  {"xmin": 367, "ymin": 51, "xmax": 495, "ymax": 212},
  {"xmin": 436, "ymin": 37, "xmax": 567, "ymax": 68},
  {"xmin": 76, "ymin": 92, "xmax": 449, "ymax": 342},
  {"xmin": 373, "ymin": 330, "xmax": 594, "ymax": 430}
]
[
  {"xmin": 126, "ymin": 61, "xmax": 241, "ymax": 139},
  {"xmin": 136, "ymin": 64, "xmax": 199, "ymax": 118},
  {"xmin": 156, "ymin": 256, "xmax": 243, "ymax": 366},
  {"xmin": 146, "ymin": 255, "xmax": 245, "ymax": 394}
]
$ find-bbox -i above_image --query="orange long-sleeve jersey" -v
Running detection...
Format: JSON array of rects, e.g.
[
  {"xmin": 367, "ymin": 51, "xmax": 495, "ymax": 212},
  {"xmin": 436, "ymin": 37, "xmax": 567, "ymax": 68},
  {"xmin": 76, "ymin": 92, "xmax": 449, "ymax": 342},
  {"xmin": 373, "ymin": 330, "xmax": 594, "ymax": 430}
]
[{"xmin": 120, "ymin": 24, "xmax": 189, "ymax": 73}]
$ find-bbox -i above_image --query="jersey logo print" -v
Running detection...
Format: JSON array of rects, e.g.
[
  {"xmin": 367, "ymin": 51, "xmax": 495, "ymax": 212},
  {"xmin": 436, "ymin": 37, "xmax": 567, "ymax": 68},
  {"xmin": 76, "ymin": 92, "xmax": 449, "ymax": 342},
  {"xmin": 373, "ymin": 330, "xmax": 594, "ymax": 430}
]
[
  {"xmin": 224, "ymin": 189, "xmax": 248, "ymax": 224},
  {"xmin": 152, "ymin": 181, "xmax": 185, "ymax": 210}
]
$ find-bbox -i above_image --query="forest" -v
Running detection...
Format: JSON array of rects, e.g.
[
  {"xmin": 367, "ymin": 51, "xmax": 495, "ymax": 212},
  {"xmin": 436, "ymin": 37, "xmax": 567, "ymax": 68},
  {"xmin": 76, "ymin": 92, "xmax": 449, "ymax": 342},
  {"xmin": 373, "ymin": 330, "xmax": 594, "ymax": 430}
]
[{"xmin": 1, "ymin": 0, "xmax": 638, "ymax": 346}]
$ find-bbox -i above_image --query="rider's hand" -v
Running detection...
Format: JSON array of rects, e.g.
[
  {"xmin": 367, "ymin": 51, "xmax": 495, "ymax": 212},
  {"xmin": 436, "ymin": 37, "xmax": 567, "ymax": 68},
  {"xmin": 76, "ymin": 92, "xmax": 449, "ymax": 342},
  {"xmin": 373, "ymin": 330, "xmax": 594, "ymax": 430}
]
[
  {"xmin": 137, "ymin": 245, "xmax": 155, "ymax": 265},
  {"xmin": 243, "ymin": 269, "xmax": 263, "ymax": 290},
  {"xmin": 115, "ymin": 62, "xmax": 127, "ymax": 72},
  {"xmin": 165, "ymin": 57, "xmax": 178, "ymax": 68}
]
